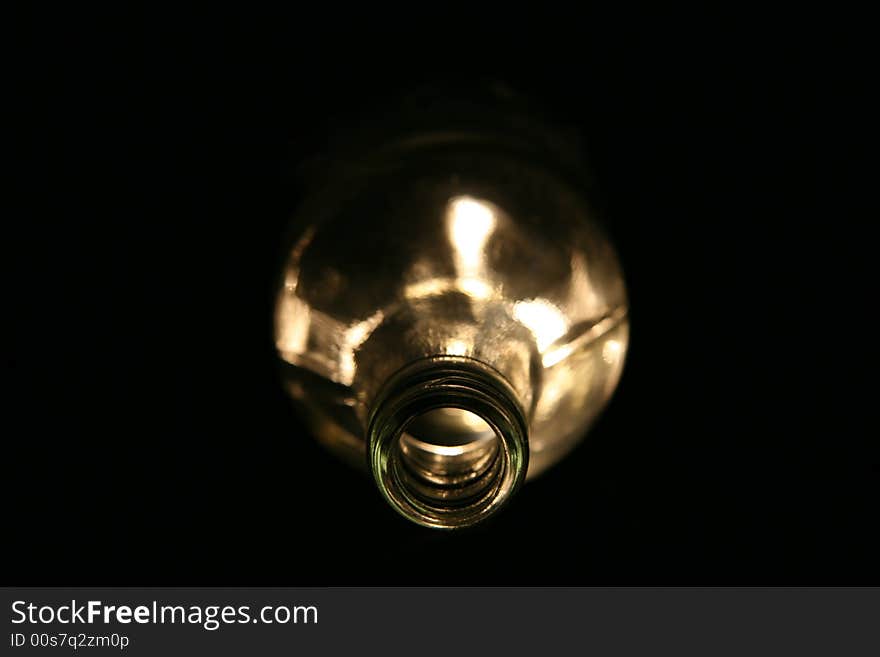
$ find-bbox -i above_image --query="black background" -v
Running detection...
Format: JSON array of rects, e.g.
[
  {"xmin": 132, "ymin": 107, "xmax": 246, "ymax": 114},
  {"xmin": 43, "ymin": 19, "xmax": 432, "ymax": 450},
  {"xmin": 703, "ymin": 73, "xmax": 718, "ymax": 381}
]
[{"xmin": 10, "ymin": 8, "xmax": 875, "ymax": 584}]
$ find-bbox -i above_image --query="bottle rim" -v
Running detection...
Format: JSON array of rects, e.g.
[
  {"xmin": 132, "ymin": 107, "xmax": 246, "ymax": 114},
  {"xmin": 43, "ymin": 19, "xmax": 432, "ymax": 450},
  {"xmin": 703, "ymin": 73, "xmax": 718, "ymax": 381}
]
[{"xmin": 367, "ymin": 356, "xmax": 529, "ymax": 529}]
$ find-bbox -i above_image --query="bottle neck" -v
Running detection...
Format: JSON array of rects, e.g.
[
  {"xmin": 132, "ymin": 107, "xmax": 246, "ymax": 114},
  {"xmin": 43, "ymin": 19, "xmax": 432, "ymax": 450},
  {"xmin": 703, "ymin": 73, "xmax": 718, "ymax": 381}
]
[{"xmin": 367, "ymin": 356, "xmax": 529, "ymax": 529}]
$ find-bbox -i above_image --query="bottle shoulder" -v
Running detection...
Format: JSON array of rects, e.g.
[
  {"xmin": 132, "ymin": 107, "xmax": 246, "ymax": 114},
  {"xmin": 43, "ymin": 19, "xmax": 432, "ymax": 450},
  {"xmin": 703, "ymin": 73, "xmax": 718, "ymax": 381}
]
[
  {"xmin": 274, "ymin": 144, "xmax": 630, "ymax": 487},
  {"xmin": 281, "ymin": 153, "xmax": 623, "ymax": 306}
]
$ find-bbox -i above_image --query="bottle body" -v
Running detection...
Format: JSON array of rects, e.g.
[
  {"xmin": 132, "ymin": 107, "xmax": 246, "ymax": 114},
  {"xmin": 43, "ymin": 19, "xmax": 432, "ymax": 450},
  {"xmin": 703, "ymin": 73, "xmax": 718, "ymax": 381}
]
[{"xmin": 275, "ymin": 137, "xmax": 628, "ymax": 526}]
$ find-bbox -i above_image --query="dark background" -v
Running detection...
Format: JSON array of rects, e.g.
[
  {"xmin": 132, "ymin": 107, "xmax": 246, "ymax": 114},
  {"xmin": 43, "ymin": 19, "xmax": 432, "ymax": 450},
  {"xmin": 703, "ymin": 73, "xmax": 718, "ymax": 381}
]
[{"xmin": 10, "ymin": 8, "xmax": 875, "ymax": 584}]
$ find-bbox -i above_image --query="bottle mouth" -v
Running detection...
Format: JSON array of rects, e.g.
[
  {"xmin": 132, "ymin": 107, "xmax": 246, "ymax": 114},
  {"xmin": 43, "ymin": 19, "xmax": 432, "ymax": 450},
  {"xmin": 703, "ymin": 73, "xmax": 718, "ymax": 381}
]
[{"xmin": 368, "ymin": 357, "xmax": 529, "ymax": 529}]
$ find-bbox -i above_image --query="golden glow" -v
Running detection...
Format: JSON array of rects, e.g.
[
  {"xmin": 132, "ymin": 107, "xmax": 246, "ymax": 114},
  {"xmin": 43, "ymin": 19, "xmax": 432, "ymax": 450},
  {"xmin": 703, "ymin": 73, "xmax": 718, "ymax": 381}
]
[
  {"xmin": 455, "ymin": 407, "xmax": 494, "ymax": 431},
  {"xmin": 513, "ymin": 298, "xmax": 569, "ymax": 352},
  {"xmin": 275, "ymin": 294, "xmax": 311, "ymax": 356},
  {"xmin": 402, "ymin": 197, "xmax": 500, "ymax": 304},
  {"xmin": 402, "ymin": 408, "xmax": 495, "ymax": 461},
  {"xmin": 404, "ymin": 278, "xmax": 449, "ymax": 299},
  {"xmin": 446, "ymin": 339, "xmax": 469, "ymax": 356},
  {"xmin": 276, "ymin": 225, "xmax": 317, "ymax": 358},
  {"xmin": 532, "ymin": 359, "xmax": 581, "ymax": 431},
  {"xmin": 542, "ymin": 308, "xmax": 628, "ymax": 368},
  {"xmin": 567, "ymin": 252, "xmax": 601, "ymax": 318},
  {"xmin": 457, "ymin": 277, "xmax": 494, "ymax": 299},
  {"xmin": 447, "ymin": 196, "xmax": 496, "ymax": 275},
  {"xmin": 602, "ymin": 338, "xmax": 622, "ymax": 365},
  {"xmin": 402, "ymin": 437, "xmax": 481, "ymax": 458},
  {"xmin": 404, "ymin": 277, "xmax": 494, "ymax": 301},
  {"xmin": 276, "ymin": 292, "xmax": 384, "ymax": 386},
  {"xmin": 282, "ymin": 225, "xmax": 316, "ymax": 292},
  {"xmin": 541, "ymin": 341, "xmax": 575, "ymax": 368},
  {"xmin": 338, "ymin": 310, "xmax": 385, "ymax": 383}
]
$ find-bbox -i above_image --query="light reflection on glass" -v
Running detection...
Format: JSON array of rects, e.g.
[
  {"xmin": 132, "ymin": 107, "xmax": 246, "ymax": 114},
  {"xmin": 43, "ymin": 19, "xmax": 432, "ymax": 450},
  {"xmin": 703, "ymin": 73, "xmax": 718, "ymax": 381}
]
[
  {"xmin": 457, "ymin": 277, "xmax": 494, "ymax": 300},
  {"xmin": 402, "ymin": 196, "xmax": 499, "ymax": 305},
  {"xmin": 447, "ymin": 196, "xmax": 496, "ymax": 276},
  {"xmin": 275, "ymin": 294, "xmax": 311, "ymax": 357},
  {"xmin": 403, "ymin": 277, "xmax": 494, "ymax": 301},
  {"xmin": 339, "ymin": 310, "xmax": 385, "ymax": 383},
  {"xmin": 446, "ymin": 339, "xmax": 469, "ymax": 356},
  {"xmin": 541, "ymin": 341, "xmax": 575, "ymax": 369},
  {"xmin": 567, "ymin": 251, "xmax": 601, "ymax": 318},
  {"xmin": 602, "ymin": 338, "xmax": 622, "ymax": 365},
  {"xmin": 513, "ymin": 299, "xmax": 569, "ymax": 352}
]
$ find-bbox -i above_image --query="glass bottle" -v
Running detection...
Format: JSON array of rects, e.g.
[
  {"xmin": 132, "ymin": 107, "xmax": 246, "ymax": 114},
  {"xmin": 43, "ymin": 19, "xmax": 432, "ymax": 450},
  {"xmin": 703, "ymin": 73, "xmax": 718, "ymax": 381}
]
[{"xmin": 274, "ymin": 91, "xmax": 629, "ymax": 528}]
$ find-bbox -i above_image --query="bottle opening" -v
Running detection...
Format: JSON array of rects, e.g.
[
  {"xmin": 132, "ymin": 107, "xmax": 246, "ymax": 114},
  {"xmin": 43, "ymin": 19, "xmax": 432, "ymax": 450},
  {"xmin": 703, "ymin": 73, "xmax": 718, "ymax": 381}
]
[
  {"xmin": 368, "ymin": 357, "xmax": 528, "ymax": 529},
  {"xmin": 399, "ymin": 407, "xmax": 502, "ymax": 499}
]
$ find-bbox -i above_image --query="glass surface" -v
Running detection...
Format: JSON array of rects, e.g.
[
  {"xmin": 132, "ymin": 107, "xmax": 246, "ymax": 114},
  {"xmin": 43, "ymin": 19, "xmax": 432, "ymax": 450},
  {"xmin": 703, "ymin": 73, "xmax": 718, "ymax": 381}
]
[{"xmin": 275, "ymin": 140, "xmax": 629, "ymax": 522}]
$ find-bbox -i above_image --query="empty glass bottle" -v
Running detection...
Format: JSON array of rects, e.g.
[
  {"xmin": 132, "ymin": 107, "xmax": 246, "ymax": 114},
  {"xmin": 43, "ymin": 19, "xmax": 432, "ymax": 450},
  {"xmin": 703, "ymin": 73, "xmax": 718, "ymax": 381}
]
[{"xmin": 275, "ymin": 92, "xmax": 629, "ymax": 528}]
